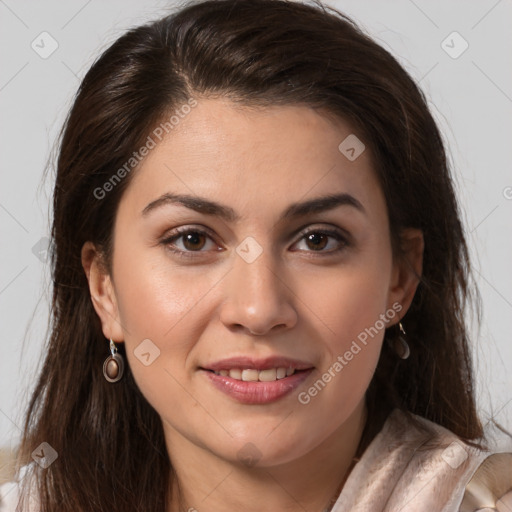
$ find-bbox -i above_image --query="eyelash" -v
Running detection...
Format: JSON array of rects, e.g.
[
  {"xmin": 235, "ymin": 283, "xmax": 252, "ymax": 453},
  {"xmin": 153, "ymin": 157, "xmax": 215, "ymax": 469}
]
[{"xmin": 160, "ymin": 226, "xmax": 350, "ymax": 259}]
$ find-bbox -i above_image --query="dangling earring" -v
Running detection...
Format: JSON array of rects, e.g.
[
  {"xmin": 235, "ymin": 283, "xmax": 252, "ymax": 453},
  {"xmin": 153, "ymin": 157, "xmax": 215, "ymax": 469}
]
[
  {"xmin": 388, "ymin": 322, "xmax": 410, "ymax": 360},
  {"xmin": 103, "ymin": 339, "xmax": 124, "ymax": 382}
]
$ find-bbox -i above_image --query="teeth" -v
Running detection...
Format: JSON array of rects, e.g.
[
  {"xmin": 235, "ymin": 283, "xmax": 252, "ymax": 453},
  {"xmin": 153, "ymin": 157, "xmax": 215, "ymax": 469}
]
[
  {"xmin": 215, "ymin": 367, "xmax": 296, "ymax": 381},
  {"xmin": 276, "ymin": 367, "xmax": 286, "ymax": 379},
  {"xmin": 229, "ymin": 369, "xmax": 242, "ymax": 380},
  {"xmin": 241, "ymin": 369, "xmax": 259, "ymax": 382},
  {"xmin": 258, "ymin": 368, "xmax": 277, "ymax": 382}
]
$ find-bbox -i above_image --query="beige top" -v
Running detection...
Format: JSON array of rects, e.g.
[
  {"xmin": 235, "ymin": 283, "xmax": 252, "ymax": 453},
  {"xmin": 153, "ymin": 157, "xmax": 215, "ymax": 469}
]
[
  {"xmin": 330, "ymin": 410, "xmax": 512, "ymax": 511},
  {"xmin": 1, "ymin": 409, "xmax": 511, "ymax": 511}
]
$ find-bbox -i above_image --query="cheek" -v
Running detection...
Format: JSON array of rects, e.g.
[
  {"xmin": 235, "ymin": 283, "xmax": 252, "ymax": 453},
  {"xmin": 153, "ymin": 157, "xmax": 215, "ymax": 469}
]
[
  {"xmin": 110, "ymin": 239, "xmax": 218, "ymax": 396},
  {"xmin": 112, "ymin": 237, "xmax": 211, "ymax": 340},
  {"xmin": 306, "ymin": 248, "xmax": 392, "ymax": 354},
  {"xmin": 297, "ymin": 241, "xmax": 392, "ymax": 411},
  {"xmin": 292, "ymin": 289, "xmax": 388, "ymax": 451}
]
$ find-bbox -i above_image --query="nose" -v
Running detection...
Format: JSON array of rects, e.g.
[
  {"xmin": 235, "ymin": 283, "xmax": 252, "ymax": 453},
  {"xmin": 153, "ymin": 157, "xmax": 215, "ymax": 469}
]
[{"xmin": 219, "ymin": 247, "xmax": 298, "ymax": 336}]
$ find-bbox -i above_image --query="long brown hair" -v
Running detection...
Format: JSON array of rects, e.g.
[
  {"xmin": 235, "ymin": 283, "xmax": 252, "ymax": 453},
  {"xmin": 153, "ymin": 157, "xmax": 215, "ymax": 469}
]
[{"xmin": 15, "ymin": 0, "xmax": 483, "ymax": 510}]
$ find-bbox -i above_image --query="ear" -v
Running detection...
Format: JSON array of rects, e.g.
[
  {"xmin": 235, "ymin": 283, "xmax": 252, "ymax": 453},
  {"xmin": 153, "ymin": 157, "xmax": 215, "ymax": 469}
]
[
  {"xmin": 81, "ymin": 241, "xmax": 124, "ymax": 342},
  {"xmin": 387, "ymin": 228, "xmax": 424, "ymax": 323}
]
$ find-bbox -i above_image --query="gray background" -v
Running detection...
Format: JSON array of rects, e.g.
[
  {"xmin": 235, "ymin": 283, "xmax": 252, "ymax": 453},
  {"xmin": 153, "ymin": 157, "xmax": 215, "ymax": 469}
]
[{"xmin": 1, "ymin": 0, "xmax": 511, "ymax": 451}]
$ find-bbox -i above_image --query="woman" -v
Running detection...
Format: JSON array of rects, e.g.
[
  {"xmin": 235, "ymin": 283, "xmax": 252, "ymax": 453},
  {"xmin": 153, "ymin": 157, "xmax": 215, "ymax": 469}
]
[{"xmin": 1, "ymin": 0, "xmax": 510, "ymax": 510}]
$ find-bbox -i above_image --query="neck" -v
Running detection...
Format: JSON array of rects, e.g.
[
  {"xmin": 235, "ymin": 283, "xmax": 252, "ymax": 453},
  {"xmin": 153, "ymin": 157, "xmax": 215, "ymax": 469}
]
[{"xmin": 166, "ymin": 402, "xmax": 367, "ymax": 512}]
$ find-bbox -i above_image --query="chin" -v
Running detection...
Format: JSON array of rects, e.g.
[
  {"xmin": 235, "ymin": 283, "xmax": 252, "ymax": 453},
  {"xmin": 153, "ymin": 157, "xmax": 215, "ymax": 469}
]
[{"xmin": 210, "ymin": 427, "xmax": 320, "ymax": 469}]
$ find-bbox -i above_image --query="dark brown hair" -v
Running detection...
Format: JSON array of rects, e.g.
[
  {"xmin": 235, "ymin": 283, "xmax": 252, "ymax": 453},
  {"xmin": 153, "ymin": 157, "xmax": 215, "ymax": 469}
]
[{"xmin": 15, "ymin": 0, "xmax": 482, "ymax": 510}]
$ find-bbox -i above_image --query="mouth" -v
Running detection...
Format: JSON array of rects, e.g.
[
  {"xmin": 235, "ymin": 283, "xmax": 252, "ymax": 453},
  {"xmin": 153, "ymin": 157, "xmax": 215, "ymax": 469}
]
[{"xmin": 199, "ymin": 357, "xmax": 314, "ymax": 404}]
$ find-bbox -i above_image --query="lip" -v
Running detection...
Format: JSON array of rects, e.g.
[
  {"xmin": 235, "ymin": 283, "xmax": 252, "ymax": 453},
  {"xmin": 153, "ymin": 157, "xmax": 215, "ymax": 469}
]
[{"xmin": 203, "ymin": 369, "xmax": 313, "ymax": 404}]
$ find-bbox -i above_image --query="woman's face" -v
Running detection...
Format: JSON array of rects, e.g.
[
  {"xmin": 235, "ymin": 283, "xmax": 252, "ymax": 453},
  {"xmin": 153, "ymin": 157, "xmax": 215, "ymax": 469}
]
[{"xmin": 85, "ymin": 98, "xmax": 422, "ymax": 469}]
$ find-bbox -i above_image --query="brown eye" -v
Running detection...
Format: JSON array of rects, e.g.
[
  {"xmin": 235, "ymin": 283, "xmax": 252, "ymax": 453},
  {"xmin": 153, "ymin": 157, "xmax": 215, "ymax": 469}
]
[
  {"xmin": 304, "ymin": 232, "xmax": 329, "ymax": 251},
  {"xmin": 181, "ymin": 231, "xmax": 207, "ymax": 251},
  {"xmin": 161, "ymin": 227, "xmax": 218, "ymax": 257},
  {"xmin": 291, "ymin": 228, "xmax": 350, "ymax": 254}
]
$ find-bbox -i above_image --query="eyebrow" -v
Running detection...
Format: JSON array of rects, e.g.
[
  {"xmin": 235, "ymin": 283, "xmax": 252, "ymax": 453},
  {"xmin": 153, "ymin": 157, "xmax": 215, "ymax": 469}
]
[{"xmin": 141, "ymin": 192, "xmax": 365, "ymax": 222}]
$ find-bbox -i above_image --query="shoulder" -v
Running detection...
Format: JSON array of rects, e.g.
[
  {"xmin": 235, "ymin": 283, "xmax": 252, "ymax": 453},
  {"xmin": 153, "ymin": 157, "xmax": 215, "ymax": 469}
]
[
  {"xmin": 0, "ymin": 465, "xmax": 39, "ymax": 512},
  {"xmin": 389, "ymin": 410, "xmax": 512, "ymax": 511},
  {"xmin": 338, "ymin": 409, "xmax": 511, "ymax": 512}
]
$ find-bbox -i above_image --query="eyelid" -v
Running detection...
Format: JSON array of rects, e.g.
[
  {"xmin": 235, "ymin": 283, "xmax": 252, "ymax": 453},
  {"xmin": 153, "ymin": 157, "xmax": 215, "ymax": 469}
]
[
  {"xmin": 293, "ymin": 223, "xmax": 350, "ymax": 241},
  {"xmin": 161, "ymin": 224, "xmax": 218, "ymax": 242}
]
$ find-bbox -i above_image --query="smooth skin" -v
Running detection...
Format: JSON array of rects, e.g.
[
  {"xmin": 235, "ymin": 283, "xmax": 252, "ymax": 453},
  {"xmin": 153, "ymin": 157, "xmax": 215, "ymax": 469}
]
[{"xmin": 82, "ymin": 98, "xmax": 423, "ymax": 512}]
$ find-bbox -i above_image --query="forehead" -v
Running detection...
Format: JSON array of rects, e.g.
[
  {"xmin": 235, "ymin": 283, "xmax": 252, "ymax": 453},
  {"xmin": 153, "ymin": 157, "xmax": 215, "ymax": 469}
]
[{"xmin": 118, "ymin": 97, "xmax": 383, "ymax": 222}]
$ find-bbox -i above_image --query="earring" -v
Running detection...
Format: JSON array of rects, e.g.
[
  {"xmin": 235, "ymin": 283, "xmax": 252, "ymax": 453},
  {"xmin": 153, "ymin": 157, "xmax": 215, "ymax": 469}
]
[
  {"xmin": 388, "ymin": 322, "xmax": 410, "ymax": 360},
  {"xmin": 103, "ymin": 339, "xmax": 124, "ymax": 382}
]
